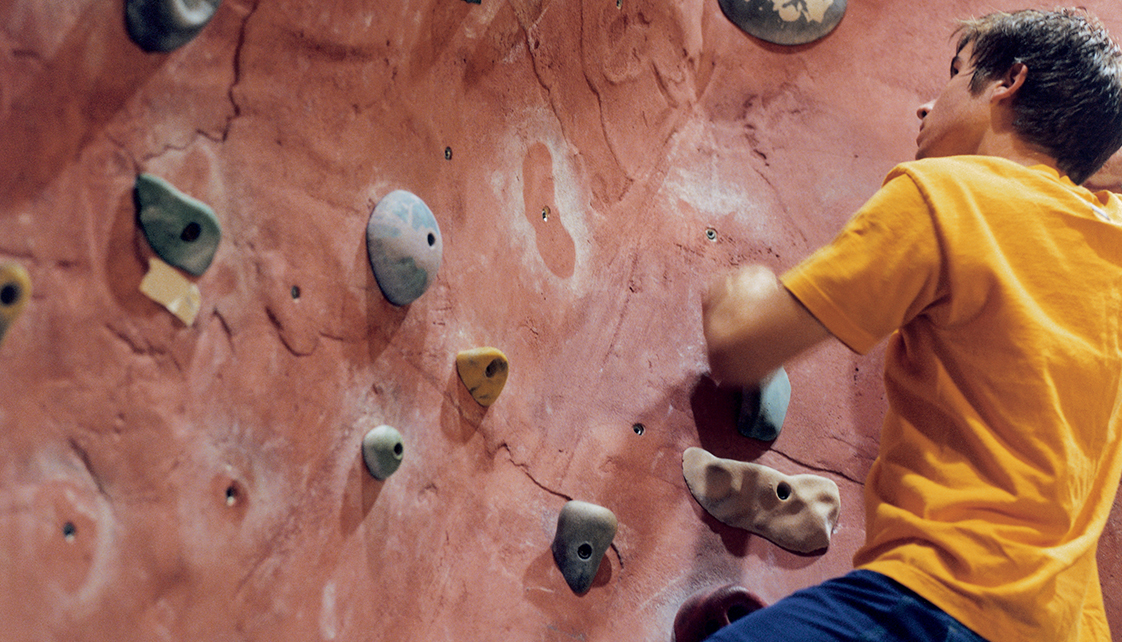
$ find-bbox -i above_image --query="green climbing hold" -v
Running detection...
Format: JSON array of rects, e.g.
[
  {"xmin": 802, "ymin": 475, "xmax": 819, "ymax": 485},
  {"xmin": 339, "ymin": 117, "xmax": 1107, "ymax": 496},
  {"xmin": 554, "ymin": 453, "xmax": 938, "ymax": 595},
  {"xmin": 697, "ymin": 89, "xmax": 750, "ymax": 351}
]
[{"xmin": 135, "ymin": 173, "xmax": 221, "ymax": 276}]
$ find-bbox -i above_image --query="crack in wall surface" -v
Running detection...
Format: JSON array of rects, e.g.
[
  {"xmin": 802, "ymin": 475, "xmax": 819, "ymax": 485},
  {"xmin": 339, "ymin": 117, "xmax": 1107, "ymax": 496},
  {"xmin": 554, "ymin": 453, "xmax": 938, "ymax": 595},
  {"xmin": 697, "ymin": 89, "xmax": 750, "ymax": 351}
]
[{"xmin": 222, "ymin": 0, "xmax": 262, "ymax": 141}]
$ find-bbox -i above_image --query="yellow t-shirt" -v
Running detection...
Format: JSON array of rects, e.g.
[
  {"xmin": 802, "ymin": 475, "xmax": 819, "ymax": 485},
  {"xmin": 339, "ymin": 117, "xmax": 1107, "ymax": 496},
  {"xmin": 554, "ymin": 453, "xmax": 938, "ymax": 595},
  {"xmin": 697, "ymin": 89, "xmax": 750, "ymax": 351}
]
[{"xmin": 781, "ymin": 156, "xmax": 1122, "ymax": 642}]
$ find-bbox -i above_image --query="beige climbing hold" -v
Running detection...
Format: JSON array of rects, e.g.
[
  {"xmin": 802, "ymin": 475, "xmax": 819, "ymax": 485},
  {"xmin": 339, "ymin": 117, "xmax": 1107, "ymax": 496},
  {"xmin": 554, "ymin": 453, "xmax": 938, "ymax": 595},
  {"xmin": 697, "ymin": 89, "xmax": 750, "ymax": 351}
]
[
  {"xmin": 0, "ymin": 264, "xmax": 31, "ymax": 345},
  {"xmin": 682, "ymin": 447, "xmax": 839, "ymax": 554},
  {"xmin": 455, "ymin": 347, "xmax": 509, "ymax": 406},
  {"xmin": 139, "ymin": 256, "xmax": 201, "ymax": 326}
]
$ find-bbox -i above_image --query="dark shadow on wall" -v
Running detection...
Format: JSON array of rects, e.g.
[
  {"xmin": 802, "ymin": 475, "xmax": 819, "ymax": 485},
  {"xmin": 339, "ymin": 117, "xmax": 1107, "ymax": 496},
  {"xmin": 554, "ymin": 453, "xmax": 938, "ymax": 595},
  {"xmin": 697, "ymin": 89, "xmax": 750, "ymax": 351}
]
[{"xmin": 0, "ymin": 2, "xmax": 171, "ymax": 210}]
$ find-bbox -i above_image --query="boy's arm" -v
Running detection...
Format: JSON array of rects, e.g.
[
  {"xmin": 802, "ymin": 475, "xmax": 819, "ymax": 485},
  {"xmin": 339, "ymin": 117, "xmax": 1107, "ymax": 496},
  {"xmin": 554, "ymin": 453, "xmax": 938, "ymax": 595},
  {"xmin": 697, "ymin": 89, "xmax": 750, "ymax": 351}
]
[{"xmin": 701, "ymin": 264, "xmax": 832, "ymax": 387}]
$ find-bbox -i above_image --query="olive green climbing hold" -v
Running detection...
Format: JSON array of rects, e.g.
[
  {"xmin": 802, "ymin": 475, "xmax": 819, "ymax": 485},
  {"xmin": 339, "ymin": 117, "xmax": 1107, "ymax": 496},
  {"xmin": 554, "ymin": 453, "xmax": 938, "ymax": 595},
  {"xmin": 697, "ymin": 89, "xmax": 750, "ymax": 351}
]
[
  {"xmin": 362, "ymin": 425, "xmax": 404, "ymax": 480},
  {"xmin": 551, "ymin": 501, "xmax": 618, "ymax": 595},
  {"xmin": 0, "ymin": 264, "xmax": 31, "ymax": 345},
  {"xmin": 126, "ymin": 0, "xmax": 223, "ymax": 52},
  {"xmin": 135, "ymin": 173, "xmax": 221, "ymax": 276},
  {"xmin": 456, "ymin": 347, "xmax": 509, "ymax": 407}
]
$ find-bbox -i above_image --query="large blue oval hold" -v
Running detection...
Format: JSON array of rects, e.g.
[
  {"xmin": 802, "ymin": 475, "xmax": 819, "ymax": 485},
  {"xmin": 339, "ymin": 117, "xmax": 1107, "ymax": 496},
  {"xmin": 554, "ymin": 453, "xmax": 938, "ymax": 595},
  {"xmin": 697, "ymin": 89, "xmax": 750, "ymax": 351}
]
[{"xmin": 365, "ymin": 190, "xmax": 443, "ymax": 306}]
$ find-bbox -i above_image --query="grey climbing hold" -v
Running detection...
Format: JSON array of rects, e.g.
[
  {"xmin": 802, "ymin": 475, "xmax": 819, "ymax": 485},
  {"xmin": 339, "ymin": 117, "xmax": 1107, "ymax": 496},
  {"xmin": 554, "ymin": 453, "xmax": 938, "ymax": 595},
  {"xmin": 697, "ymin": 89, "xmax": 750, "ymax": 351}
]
[
  {"xmin": 366, "ymin": 190, "xmax": 443, "ymax": 306},
  {"xmin": 135, "ymin": 174, "xmax": 221, "ymax": 276},
  {"xmin": 551, "ymin": 501, "xmax": 618, "ymax": 595},
  {"xmin": 362, "ymin": 425, "xmax": 404, "ymax": 480},
  {"xmin": 126, "ymin": 0, "xmax": 222, "ymax": 52},
  {"xmin": 717, "ymin": 0, "xmax": 845, "ymax": 46},
  {"xmin": 737, "ymin": 367, "xmax": 790, "ymax": 442}
]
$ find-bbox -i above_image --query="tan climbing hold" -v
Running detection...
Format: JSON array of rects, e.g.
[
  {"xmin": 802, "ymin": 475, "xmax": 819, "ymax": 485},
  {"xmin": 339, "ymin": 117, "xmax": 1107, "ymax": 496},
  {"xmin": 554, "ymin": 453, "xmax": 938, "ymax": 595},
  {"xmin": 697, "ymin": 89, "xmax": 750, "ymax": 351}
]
[
  {"xmin": 0, "ymin": 264, "xmax": 31, "ymax": 345},
  {"xmin": 682, "ymin": 447, "xmax": 839, "ymax": 554},
  {"xmin": 456, "ymin": 347, "xmax": 509, "ymax": 406},
  {"xmin": 139, "ymin": 256, "xmax": 201, "ymax": 326}
]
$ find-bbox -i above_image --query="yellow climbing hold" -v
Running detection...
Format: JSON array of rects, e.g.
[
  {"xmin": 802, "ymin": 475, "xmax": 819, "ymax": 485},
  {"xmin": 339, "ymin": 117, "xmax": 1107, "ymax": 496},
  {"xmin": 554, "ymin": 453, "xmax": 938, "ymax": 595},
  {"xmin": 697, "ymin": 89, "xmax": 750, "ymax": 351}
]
[
  {"xmin": 456, "ymin": 347, "xmax": 509, "ymax": 407},
  {"xmin": 0, "ymin": 264, "xmax": 31, "ymax": 345}
]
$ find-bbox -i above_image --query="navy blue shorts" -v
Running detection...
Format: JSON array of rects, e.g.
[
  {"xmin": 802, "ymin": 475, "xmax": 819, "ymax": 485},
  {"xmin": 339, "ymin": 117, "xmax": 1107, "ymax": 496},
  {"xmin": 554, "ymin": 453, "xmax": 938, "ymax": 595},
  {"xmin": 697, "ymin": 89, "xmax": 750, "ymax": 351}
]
[{"xmin": 707, "ymin": 571, "xmax": 988, "ymax": 642}]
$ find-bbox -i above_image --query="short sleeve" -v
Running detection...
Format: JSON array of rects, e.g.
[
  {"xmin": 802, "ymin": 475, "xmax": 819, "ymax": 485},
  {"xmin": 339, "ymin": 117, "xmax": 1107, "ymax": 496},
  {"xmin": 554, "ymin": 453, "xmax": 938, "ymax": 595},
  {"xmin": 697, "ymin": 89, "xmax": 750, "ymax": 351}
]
[{"xmin": 780, "ymin": 169, "xmax": 946, "ymax": 354}]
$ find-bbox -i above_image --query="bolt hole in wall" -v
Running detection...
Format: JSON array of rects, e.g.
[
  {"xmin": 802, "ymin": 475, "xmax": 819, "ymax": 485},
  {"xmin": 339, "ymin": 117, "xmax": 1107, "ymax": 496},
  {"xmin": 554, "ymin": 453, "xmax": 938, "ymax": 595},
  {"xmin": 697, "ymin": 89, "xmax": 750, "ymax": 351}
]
[
  {"xmin": 225, "ymin": 485, "xmax": 239, "ymax": 506},
  {"xmin": 705, "ymin": 227, "xmax": 718, "ymax": 241},
  {"xmin": 632, "ymin": 423, "xmax": 645, "ymax": 436},
  {"xmin": 62, "ymin": 522, "xmax": 76, "ymax": 542},
  {"xmin": 444, "ymin": 146, "xmax": 453, "ymax": 160},
  {"xmin": 485, "ymin": 358, "xmax": 501, "ymax": 378},
  {"xmin": 0, "ymin": 283, "xmax": 19, "ymax": 306},
  {"xmin": 541, "ymin": 206, "xmax": 550, "ymax": 221},
  {"xmin": 577, "ymin": 543, "xmax": 593, "ymax": 560},
  {"xmin": 180, "ymin": 221, "xmax": 202, "ymax": 242},
  {"xmin": 776, "ymin": 481, "xmax": 792, "ymax": 501},
  {"xmin": 291, "ymin": 285, "xmax": 301, "ymax": 300}
]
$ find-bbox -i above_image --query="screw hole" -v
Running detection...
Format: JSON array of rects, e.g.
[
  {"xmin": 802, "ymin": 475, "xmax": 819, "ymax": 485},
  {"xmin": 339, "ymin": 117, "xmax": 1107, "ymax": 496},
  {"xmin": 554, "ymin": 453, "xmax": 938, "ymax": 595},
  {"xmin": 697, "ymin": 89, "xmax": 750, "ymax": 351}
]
[
  {"xmin": 541, "ymin": 206, "xmax": 551, "ymax": 221},
  {"xmin": 225, "ymin": 485, "xmax": 239, "ymax": 506},
  {"xmin": 705, "ymin": 228, "xmax": 718, "ymax": 241},
  {"xmin": 485, "ymin": 358, "xmax": 502, "ymax": 378},
  {"xmin": 577, "ymin": 543, "xmax": 593, "ymax": 560},
  {"xmin": 776, "ymin": 481, "xmax": 792, "ymax": 501},
  {"xmin": 291, "ymin": 286, "xmax": 301, "ymax": 300},
  {"xmin": 393, "ymin": 442, "xmax": 404, "ymax": 457},
  {"xmin": 0, "ymin": 283, "xmax": 19, "ymax": 306},
  {"xmin": 427, "ymin": 232, "xmax": 436, "ymax": 247},
  {"xmin": 62, "ymin": 522, "xmax": 77, "ymax": 541},
  {"xmin": 632, "ymin": 423, "xmax": 645, "ymax": 436},
  {"xmin": 180, "ymin": 222, "xmax": 202, "ymax": 242},
  {"xmin": 444, "ymin": 146, "xmax": 453, "ymax": 160}
]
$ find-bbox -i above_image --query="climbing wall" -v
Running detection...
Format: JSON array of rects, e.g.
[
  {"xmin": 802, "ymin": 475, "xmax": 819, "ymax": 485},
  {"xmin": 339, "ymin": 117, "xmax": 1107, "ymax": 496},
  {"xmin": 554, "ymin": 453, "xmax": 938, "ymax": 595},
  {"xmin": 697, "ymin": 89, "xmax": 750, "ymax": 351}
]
[{"xmin": 3, "ymin": 0, "xmax": 1122, "ymax": 640}]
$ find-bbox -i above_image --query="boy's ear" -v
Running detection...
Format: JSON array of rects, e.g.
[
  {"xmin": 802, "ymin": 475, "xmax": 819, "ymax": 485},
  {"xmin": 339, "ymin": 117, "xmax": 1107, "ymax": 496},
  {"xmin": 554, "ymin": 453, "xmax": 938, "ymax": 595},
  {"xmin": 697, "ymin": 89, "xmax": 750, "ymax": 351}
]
[{"xmin": 992, "ymin": 62, "xmax": 1028, "ymax": 102}]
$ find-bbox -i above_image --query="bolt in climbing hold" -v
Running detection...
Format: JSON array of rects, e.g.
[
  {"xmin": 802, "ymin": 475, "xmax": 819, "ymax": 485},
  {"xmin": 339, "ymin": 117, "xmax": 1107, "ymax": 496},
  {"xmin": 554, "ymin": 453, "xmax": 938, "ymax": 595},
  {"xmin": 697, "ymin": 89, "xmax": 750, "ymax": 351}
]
[
  {"xmin": 551, "ymin": 501, "xmax": 618, "ymax": 595},
  {"xmin": 366, "ymin": 190, "xmax": 443, "ymax": 306},
  {"xmin": 135, "ymin": 173, "xmax": 222, "ymax": 276},
  {"xmin": 362, "ymin": 425, "xmax": 405, "ymax": 480},
  {"xmin": 126, "ymin": 0, "xmax": 223, "ymax": 52},
  {"xmin": 0, "ymin": 264, "xmax": 31, "ymax": 345}
]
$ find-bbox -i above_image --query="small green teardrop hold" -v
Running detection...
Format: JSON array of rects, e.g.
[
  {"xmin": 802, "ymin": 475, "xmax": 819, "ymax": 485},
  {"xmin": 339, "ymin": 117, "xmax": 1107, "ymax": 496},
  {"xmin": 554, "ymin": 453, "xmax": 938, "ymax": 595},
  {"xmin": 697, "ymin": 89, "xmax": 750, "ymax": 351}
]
[{"xmin": 135, "ymin": 173, "xmax": 221, "ymax": 276}]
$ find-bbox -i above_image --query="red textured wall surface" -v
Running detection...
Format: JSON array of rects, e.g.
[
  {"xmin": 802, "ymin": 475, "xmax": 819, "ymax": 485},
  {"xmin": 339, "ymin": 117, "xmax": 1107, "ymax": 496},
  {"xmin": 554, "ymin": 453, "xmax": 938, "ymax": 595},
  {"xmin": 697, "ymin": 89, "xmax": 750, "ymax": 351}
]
[{"xmin": 3, "ymin": 1, "xmax": 1121, "ymax": 640}]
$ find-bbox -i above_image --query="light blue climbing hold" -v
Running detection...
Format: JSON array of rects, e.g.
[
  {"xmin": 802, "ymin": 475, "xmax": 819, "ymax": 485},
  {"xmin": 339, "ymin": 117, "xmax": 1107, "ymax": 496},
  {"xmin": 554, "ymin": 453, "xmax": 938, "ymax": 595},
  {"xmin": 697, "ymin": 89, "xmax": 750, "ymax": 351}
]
[
  {"xmin": 365, "ymin": 190, "xmax": 443, "ymax": 306},
  {"xmin": 737, "ymin": 366, "xmax": 790, "ymax": 442}
]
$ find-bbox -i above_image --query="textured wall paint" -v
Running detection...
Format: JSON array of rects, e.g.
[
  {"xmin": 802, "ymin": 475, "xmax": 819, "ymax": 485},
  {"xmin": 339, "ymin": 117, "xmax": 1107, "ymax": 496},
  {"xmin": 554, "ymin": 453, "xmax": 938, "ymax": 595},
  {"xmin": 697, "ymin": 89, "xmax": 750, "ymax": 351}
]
[{"xmin": 1, "ymin": 0, "xmax": 1121, "ymax": 640}]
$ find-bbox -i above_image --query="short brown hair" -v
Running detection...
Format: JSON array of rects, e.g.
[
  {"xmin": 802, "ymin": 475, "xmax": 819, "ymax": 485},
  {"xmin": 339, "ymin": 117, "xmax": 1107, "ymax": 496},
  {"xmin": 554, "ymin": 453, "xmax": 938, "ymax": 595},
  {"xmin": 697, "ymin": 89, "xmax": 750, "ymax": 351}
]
[{"xmin": 957, "ymin": 9, "xmax": 1122, "ymax": 184}]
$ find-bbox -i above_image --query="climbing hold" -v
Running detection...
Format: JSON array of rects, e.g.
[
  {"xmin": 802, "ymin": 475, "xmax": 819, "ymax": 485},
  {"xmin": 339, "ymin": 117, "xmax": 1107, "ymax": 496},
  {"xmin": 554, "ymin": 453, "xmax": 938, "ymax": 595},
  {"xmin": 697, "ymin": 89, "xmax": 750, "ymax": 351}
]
[
  {"xmin": 362, "ymin": 425, "xmax": 404, "ymax": 480},
  {"xmin": 0, "ymin": 264, "xmax": 31, "ymax": 345},
  {"xmin": 139, "ymin": 256, "xmax": 202, "ymax": 325},
  {"xmin": 455, "ymin": 347, "xmax": 509, "ymax": 407},
  {"xmin": 717, "ymin": 0, "xmax": 845, "ymax": 46},
  {"xmin": 135, "ymin": 173, "xmax": 221, "ymax": 276},
  {"xmin": 673, "ymin": 584, "xmax": 767, "ymax": 642},
  {"xmin": 682, "ymin": 447, "xmax": 839, "ymax": 554},
  {"xmin": 737, "ymin": 367, "xmax": 790, "ymax": 441},
  {"xmin": 365, "ymin": 190, "xmax": 443, "ymax": 306},
  {"xmin": 126, "ymin": 0, "xmax": 222, "ymax": 52},
  {"xmin": 551, "ymin": 501, "xmax": 618, "ymax": 595}
]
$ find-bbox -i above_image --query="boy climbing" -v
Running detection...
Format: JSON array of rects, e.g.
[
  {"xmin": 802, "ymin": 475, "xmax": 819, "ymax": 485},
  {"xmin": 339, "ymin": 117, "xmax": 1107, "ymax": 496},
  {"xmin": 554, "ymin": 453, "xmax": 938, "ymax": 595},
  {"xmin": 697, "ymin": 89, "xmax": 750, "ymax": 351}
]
[{"xmin": 680, "ymin": 8, "xmax": 1122, "ymax": 642}]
